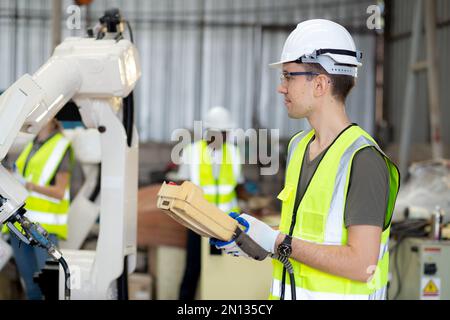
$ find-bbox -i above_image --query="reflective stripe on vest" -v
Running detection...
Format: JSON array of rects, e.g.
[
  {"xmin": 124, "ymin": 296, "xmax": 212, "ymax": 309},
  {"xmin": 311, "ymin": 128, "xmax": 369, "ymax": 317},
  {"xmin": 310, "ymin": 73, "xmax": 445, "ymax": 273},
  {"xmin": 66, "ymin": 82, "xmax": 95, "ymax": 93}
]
[
  {"xmin": 269, "ymin": 279, "xmax": 387, "ymax": 300},
  {"xmin": 14, "ymin": 133, "xmax": 72, "ymax": 239},
  {"xmin": 271, "ymin": 125, "xmax": 399, "ymax": 300},
  {"xmin": 29, "ymin": 189, "xmax": 70, "ymax": 204},
  {"xmin": 188, "ymin": 140, "xmax": 240, "ymax": 213},
  {"xmin": 26, "ymin": 210, "xmax": 69, "ymax": 226}
]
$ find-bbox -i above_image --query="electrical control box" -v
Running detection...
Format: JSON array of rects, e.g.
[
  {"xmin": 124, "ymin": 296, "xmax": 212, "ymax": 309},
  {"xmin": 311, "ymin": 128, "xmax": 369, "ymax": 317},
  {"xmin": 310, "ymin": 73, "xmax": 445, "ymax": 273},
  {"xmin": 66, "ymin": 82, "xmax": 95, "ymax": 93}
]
[{"xmin": 388, "ymin": 238, "xmax": 450, "ymax": 300}]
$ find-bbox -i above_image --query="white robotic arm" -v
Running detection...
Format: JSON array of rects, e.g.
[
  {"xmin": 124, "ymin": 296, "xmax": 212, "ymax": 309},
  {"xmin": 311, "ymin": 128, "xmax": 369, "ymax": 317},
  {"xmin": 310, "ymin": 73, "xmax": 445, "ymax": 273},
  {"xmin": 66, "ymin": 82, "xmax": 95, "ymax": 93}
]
[
  {"xmin": 0, "ymin": 54, "xmax": 79, "ymax": 224},
  {"xmin": 0, "ymin": 36, "xmax": 140, "ymax": 221},
  {"xmin": 0, "ymin": 12, "xmax": 141, "ymax": 298}
]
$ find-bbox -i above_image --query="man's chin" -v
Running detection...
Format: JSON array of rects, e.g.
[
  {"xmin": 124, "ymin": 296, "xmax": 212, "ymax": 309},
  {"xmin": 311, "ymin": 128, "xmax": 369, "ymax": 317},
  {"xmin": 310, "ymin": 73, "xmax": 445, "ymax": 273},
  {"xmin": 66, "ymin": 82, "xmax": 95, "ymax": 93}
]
[{"xmin": 287, "ymin": 110, "xmax": 306, "ymax": 119}]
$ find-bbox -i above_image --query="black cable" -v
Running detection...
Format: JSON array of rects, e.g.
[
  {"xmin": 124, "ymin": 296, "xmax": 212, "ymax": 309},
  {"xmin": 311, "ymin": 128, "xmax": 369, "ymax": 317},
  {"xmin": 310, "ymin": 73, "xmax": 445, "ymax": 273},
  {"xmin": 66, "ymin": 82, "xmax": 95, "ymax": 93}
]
[
  {"xmin": 58, "ymin": 256, "xmax": 71, "ymax": 300},
  {"xmin": 93, "ymin": 12, "xmax": 135, "ymax": 148},
  {"xmin": 88, "ymin": 164, "xmax": 101, "ymax": 202},
  {"xmin": 280, "ymin": 267, "xmax": 287, "ymax": 300},
  {"xmin": 117, "ymin": 257, "xmax": 129, "ymax": 300},
  {"xmin": 391, "ymin": 236, "xmax": 405, "ymax": 300},
  {"xmin": 290, "ymin": 273, "xmax": 296, "ymax": 300},
  {"xmin": 123, "ymin": 92, "xmax": 134, "ymax": 147},
  {"xmin": 389, "ymin": 219, "xmax": 428, "ymax": 300},
  {"xmin": 277, "ymin": 255, "xmax": 296, "ymax": 300},
  {"xmin": 7, "ymin": 211, "xmax": 72, "ymax": 300},
  {"xmin": 121, "ymin": 19, "xmax": 135, "ymax": 148},
  {"xmin": 125, "ymin": 20, "xmax": 134, "ymax": 43}
]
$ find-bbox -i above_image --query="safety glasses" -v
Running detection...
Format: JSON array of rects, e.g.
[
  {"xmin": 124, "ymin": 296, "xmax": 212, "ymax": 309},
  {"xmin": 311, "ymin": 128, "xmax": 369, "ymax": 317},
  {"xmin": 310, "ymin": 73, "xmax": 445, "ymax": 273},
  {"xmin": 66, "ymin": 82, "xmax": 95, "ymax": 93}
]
[{"xmin": 280, "ymin": 71, "xmax": 320, "ymax": 84}]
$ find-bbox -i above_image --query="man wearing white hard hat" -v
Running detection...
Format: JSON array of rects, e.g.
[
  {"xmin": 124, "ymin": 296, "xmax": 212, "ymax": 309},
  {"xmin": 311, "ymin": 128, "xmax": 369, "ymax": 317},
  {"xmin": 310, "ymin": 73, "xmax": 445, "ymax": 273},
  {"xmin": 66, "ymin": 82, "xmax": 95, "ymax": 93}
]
[
  {"xmin": 212, "ymin": 19, "xmax": 400, "ymax": 300},
  {"xmin": 177, "ymin": 106, "xmax": 246, "ymax": 300}
]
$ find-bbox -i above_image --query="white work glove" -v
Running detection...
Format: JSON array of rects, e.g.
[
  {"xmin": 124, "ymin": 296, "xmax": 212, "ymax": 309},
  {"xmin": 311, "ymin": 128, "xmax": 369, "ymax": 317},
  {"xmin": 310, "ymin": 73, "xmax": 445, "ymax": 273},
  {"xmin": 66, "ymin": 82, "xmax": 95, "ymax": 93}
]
[
  {"xmin": 239, "ymin": 213, "xmax": 280, "ymax": 254},
  {"xmin": 210, "ymin": 212, "xmax": 280, "ymax": 258}
]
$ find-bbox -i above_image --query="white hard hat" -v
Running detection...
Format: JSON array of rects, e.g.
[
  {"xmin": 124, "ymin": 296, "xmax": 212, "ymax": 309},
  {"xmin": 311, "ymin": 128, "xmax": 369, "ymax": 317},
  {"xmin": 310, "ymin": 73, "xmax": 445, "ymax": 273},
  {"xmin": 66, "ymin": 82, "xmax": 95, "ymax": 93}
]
[
  {"xmin": 204, "ymin": 106, "xmax": 235, "ymax": 131},
  {"xmin": 270, "ymin": 19, "xmax": 362, "ymax": 77}
]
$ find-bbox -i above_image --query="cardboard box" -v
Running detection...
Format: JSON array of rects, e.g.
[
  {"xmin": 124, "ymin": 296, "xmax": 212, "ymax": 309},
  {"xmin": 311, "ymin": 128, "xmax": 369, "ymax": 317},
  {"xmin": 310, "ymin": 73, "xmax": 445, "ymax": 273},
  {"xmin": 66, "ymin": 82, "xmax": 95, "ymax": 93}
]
[{"xmin": 128, "ymin": 273, "xmax": 153, "ymax": 300}]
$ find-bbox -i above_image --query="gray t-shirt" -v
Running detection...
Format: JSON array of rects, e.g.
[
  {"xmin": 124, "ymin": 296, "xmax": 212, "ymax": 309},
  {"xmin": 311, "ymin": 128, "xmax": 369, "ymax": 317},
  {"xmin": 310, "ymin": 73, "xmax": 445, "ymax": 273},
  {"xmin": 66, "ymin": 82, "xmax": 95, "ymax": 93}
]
[{"xmin": 293, "ymin": 137, "xmax": 389, "ymax": 229}]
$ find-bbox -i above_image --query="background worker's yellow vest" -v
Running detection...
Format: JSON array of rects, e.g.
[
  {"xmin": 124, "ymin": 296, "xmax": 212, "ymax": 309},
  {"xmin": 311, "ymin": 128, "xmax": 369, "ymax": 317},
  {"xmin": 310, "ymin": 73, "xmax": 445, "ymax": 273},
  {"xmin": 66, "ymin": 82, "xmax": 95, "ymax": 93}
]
[
  {"xmin": 13, "ymin": 133, "xmax": 72, "ymax": 240},
  {"xmin": 188, "ymin": 140, "xmax": 240, "ymax": 213},
  {"xmin": 270, "ymin": 125, "xmax": 399, "ymax": 300}
]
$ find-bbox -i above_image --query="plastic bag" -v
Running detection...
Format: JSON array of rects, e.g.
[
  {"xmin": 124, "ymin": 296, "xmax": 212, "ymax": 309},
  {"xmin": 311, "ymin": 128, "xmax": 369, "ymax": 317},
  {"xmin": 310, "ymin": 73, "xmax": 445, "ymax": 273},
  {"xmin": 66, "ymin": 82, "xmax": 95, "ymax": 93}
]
[{"xmin": 393, "ymin": 160, "xmax": 450, "ymax": 223}]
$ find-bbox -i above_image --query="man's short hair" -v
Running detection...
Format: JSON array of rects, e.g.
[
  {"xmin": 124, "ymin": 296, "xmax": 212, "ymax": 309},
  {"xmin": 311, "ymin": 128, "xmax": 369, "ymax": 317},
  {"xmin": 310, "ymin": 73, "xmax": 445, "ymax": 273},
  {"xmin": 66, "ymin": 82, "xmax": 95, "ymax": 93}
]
[{"xmin": 302, "ymin": 63, "xmax": 355, "ymax": 103}]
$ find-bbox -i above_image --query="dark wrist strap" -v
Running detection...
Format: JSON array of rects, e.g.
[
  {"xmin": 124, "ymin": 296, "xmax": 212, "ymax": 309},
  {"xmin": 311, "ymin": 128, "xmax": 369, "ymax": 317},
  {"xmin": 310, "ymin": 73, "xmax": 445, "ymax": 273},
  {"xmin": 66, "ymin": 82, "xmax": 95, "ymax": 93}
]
[
  {"xmin": 281, "ymin": 234, "xmax": 292, "ymax": 247},
  {"xmin": 277, "ymin": 234, "xmax": 293, "ymax": 257}
]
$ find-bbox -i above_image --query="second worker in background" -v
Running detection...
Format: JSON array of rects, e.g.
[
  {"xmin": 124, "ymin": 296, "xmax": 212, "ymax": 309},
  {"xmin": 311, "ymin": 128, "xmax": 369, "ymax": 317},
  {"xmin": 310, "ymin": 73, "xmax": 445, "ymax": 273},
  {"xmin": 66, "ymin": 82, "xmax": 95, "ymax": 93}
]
[{"xmin": 176, "ymin": 106, "xmax": 246, "ymax": 300}]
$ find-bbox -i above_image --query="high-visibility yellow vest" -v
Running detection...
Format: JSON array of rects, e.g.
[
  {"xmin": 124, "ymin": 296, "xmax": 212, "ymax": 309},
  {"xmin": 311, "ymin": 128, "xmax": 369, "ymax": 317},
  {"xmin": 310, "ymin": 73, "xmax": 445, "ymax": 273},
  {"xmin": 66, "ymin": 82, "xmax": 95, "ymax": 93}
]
[
  {"xmin": 9, "ymin": 133, "xmax": 73, "ymax": 240},
  {"xmin": 187, "ymin": 140, "xmax": 240, "ymax": 213},
  {"xmin": 270, "ymin": 125, "xmax": 399, "ymax": 300}
]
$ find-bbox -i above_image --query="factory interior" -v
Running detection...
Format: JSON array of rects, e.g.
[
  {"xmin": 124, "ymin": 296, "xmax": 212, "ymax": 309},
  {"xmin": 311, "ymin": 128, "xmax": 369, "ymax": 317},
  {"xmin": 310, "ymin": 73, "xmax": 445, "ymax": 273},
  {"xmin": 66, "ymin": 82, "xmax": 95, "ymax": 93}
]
[{"xmin": 0, "ymin": 0, "xmax": 449, "ymax": 301}]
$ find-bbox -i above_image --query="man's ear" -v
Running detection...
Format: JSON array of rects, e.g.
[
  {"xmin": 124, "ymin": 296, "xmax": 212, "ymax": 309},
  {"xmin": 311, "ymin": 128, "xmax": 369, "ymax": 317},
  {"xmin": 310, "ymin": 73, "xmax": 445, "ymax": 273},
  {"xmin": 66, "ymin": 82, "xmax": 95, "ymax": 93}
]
[{"xmin": 313, "ymin": 75, "xmax": 331, "ymax": 98}]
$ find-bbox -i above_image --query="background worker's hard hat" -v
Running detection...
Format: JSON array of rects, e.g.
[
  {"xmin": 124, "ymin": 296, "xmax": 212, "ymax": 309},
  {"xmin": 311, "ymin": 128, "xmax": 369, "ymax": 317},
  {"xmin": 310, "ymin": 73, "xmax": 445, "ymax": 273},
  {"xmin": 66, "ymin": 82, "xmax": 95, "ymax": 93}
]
[
  {"xmin": 204, "ymin": 106, "xmax": 235, "ymax": 131},
  {"xmin": 270, "ymin": 19, "xmax": 362, "ymax": 77}
]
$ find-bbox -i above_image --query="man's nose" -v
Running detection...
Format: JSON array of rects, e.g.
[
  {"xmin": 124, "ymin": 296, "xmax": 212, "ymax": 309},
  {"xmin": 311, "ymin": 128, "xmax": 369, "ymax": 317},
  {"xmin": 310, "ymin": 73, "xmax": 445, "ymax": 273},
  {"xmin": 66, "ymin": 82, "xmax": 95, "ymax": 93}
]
[{"xmin": 277, "ymin": 84, "xmax": 288, "ymax": 94}]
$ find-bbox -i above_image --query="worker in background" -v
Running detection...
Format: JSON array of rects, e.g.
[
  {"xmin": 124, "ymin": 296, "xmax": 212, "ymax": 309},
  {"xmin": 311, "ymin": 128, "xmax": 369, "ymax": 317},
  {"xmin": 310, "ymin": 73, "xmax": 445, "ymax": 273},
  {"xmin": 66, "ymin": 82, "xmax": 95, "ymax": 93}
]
[
  {"xmin": 212, "ymin": 19, "xmax": 400, "ymax": 300},
  {"xmin": 177, "ymin": 106, "xmax": 246, "ymax": 300},
  {"xmin": 5, "ymin": 118, "xmax": 74, "ymax": 300}
]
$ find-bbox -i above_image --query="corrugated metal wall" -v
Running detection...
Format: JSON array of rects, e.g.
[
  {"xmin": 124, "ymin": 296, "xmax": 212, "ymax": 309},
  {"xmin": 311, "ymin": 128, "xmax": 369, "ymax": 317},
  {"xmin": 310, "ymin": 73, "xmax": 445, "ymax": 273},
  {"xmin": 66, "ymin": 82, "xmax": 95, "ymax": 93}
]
[
  {"xmin": 1, "ymin": 0, "xmax": 376, "ymax": 142},
  {"xmin": 385, "ymin": 0, "xmax": 450, "ymax": 145}
]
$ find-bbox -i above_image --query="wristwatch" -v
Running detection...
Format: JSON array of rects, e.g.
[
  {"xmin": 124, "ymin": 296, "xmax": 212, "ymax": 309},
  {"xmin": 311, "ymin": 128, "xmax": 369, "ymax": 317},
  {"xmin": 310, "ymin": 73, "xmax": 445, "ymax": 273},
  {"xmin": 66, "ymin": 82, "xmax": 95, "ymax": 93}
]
[{"xmin": 277, "ymin": 234, "xmax": 293, "ymax": 258}]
